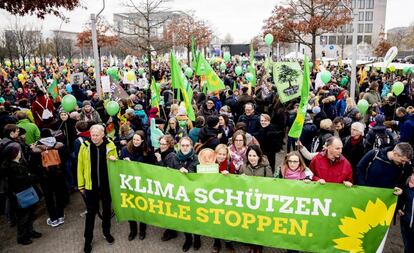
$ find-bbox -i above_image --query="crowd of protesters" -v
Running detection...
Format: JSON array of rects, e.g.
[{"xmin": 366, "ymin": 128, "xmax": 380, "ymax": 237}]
[{"xmin": 0, "ymin": 56, "xmax": 413, "ymax": 253}]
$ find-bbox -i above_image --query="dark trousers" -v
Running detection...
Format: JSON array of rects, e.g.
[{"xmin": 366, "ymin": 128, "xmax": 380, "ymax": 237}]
[
  {"xmin": 84, "ymin": 190, "xmax": 112, "ymax": 242},
  {"xmin": 41, "ymin": 169, "xmax": 67, "ymax": 221},
  {"xmin": 401, "ymin": 217, "xmax": 414, "ymax": 253},
  {"xmin": 129, "ymin": 221, "xmax": 146, "ymax": 234},
  {"xmin": 16, "ymin": 205, "xmax": 35, "ymax": 241},
  {"xmin": 184, "ymin": 233, "xmax": 200, "ymax": 242},
  {"xmin": 287, "ymin": 137, "xmax": 297, "ymax": 153}
]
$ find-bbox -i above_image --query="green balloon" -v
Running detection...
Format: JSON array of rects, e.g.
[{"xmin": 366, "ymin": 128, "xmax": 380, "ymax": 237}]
[
  {"xmin": 235, "ymin": 66, "xmax": 242, "ymax": 76},
  {"xmin": 320, "ymin": 70, "xmax": 332, "ymax": 84},
  {"xmin": 25, "ymin": 66, "xmax": 30, "ymax": 72},
  {"xmin": 61, "ymin": 94, "xmax": 77, "ymax": 112},
  {"xmin": 309, "ymin": 62, "xmax": 314, "ymax": 69},
  {"xmin": 357, "ymin": 99, "xmax": 369, "ymax": 114},
  {"xmin": 106, "ymin": 101, "xmax": 120, "ymax": 116},
  {"xmin": 340, "ymin": 76, "xmax": 349, "ymax": 87},
  {"xmin": 108, "ymin": 67, "xmax": 120, "ymax": 81},
  {"xmin": 62, "ymin": 69, "xmax": 68, "ymax": 75},
  {"xmin": 264, "ymin": 34, "xmax": 274, "ymax": 46},
  {"xmin": 245, "ymin": 72, "xmax": 253, "ymax": 82},
  {"xmin": 392, "ymin": 81, "xmax": 404, "ymax": 96},
  {"xmin": 185, "ymin": 67, "xmax": 193, "ymax": 78},
  {"xmin": 24, "ymin": 59, "xmax": 30, "ymax": 65},
  {"xmin": 220, "ymin": 62, "xmax": 226, "ymax": 71},
  {"xmin": 138, "ymin": 68, "xmax": 145, "ymax": 75},
  {"xmin": 223, "ymin": 52, "xmax": 231, "ymax": 62},
  {"xmin": 403, "ymin": 66, "xmax": 411, "ymax": 74},
  {"xmin": 0, "ymin": 97, "xmax": 5, "ymax": 104}
]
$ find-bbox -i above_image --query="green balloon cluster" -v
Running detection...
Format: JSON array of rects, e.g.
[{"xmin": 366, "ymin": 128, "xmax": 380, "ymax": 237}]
[
  {"xmin": 235, "ymin": 66, "xmax": 242, "ymax": 76},
  {"xmin": 357, "ymin": 99, "xmax": 369, "ymax": 114},
  {"xmin": 320, "ymin": 71, "xmax": 332, "ymax": 84},
  {"xmin": 106, "ymin": 101, "xmax": 120, "ymax": 116},
  {"xmin": 107, "ymin": 67, "xmax": 119, "ymax": 81},
  {"xmin": 392, "ymin": 81, "xmax": 404, "ymax": 96},
  {"xmin": 61, "ymin": 94, "xmax": 77, "ymax": 112}
]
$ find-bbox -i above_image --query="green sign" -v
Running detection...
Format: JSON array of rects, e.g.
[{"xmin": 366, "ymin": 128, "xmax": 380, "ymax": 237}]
[
  {"xmin": 108, "ymin": 160, "xmax": 397, "ymax": 253},
  {"xmin": 273, "ymin": 62, "xmax": 303, "ymax": 103},
  {"xmin": 197, "ymin": 164, "xmax": 219, "ymax": 174}
]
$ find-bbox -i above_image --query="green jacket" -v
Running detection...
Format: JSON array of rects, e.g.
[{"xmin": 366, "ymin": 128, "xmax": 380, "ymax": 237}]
[
  {"xmin": 77, "ymin": 139, "xmax": 118, "ymax": 191},
  {"xmin": 17, "ymin": 118, "xmax": 40, "ymax": 145}
]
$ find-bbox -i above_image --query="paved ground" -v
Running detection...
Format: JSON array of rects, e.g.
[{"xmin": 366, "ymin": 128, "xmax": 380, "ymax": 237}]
[{"xmin": 0, "ymin": 151, "xmax": 406, "ymax": 253}]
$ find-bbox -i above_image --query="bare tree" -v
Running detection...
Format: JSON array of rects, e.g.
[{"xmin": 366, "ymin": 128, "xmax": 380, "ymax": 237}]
[
  {"xmin": 165, "ymin": 13, "xmax": 212, "ymax": 63},
  {"xmin": 4, "ymin": 30, "xmax": 19, "ymax": 65},
  {"xmin": 119, "ymin": 0, "xmax": 172, "ymax": 79}
]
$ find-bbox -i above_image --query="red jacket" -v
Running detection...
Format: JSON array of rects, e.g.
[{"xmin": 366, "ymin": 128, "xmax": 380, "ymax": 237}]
[
  {"xmin": 218, "ymin": 159, "xmax": 236, "ymax": 174},
  {"xmin": 310, "ymin": 152, "xmax": 353, "ymax": 183}
]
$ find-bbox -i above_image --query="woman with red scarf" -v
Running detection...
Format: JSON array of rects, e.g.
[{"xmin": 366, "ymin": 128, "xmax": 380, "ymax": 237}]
[{"xmin": 342, "ymin": 122, "xmax": 366, "ymax": 182}]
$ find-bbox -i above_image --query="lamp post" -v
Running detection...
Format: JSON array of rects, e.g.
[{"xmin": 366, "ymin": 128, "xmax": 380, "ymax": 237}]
[
  {"xmin": 91, "ymin": 0, "xmax": 105, "ymax": 98},
  {"xmin": 341, "ymin": 0, "xmax": 358, "ymax": 101}
]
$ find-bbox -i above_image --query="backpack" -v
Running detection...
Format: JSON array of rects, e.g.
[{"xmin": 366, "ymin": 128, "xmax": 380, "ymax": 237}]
[
  {"xmin": 373, "ymin": 131, "xmax": 391, "ymax": 150},
  {"xmin": 41, "ymin": 148, "xmax": 61, "ymax": 170},
  {"xmin": 35, "ymin": 99, "xmax": 53, "ymax": 120}
]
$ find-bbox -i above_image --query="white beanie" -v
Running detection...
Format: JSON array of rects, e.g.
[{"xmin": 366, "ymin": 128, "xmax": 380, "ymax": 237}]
[{"xmin": 351, "ymin": 122, "xmax": 365, "ymax": 136}]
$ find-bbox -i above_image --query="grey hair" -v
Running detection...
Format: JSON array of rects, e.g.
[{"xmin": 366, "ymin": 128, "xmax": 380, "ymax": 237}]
[
  {"xmin": 325, "ymin": 136, "xmax": 342, "ymax": 147},
  {"xmin": 394, "ymin": 142, "xmax": 413, "ymax": 160},
  {"xmin": 90, "ymin": 124, "xmax": 105, "ymax": 133}
]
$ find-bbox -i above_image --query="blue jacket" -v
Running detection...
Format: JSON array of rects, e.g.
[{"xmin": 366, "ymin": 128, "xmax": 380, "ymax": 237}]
[
  {"xmin": 397, "ymin": 181, "xmax": 414, "ymax": 228},
  {"xmin": 399, "ymin": 114, "xmax": 414, "ymax": 145},
  {"xmin": 356, "ymin": 147, "xmax": 411, "ymax": 188}
]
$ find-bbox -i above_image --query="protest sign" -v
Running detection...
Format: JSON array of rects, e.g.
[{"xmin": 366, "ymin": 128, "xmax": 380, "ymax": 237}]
[
  {"xmin": 109, "ymin": 160, "xmax": 396, "ymax": 253},
  {"xmin": 273, "ymin": 62, "xmax": 303, "ymax": 103}
]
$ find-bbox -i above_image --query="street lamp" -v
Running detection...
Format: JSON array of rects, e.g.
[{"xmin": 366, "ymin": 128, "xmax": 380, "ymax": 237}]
[
  {"xmin": 341, "ymin": 0, "xmax": 358, "ymax": 101},
  {"xmin": 91, "ymin": 0, "xmax": 105, "ymax": 98}
]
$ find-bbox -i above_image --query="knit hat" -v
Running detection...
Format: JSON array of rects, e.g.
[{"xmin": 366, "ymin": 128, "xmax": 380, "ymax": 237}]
[
  {"xmin": 375, "ymin": 114, "xmax": 385, "ymax": 125},
  {"xmin": 312, "ymin": 106, "xmax": 321, "ymax": 114},
  {"xmin": 351, "ymin": 122, "xmax": 365, "ymax": 136},
  {"xmin": 83, "ymin": 100, "xmax": 91, "ymax": 107},
  {"xmin": 206, "ymin": 115, "xmax": 219, "ymax": 128},
  {"xmin": 125, "ymin": 108, "xmax": 135, "ymax": 115},
  {"xmin": 134, "ymin": 104, "xmax": 143, "ymax": 110}
]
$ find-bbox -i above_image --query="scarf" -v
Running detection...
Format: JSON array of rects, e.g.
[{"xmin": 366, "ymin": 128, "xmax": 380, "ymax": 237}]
[
  {"xmin": 280, "ymin": 165, "xmax": 306, "ymax": 180},
  {"xmin": 350, "ymin": 135, "xmax": 363, "ymax": 146},
  {"xmin": 230, "ymin": 144, "xmax": 246, "ymax": 172},
  {"xmin": 176, "ymin": 150, "xmax": 194, "ymax": 162}
]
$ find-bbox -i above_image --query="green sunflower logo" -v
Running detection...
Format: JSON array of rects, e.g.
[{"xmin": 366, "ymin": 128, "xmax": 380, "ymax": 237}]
[{"xmin": 333, "ymin": 198, "xmax": 396, "ymax": 253}]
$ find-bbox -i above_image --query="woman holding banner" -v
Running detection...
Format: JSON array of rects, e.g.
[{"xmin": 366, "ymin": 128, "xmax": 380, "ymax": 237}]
[
  {"xmin": 120, "ymin": 131, "xmax": 154, "ymax": 241},
  {"xmin": 164, "ymin": 136, "xmax": 200, "ymax": 252},
  {"xmin": 239, "ymin": 144, "xmax": 272, "ymax": 253}
]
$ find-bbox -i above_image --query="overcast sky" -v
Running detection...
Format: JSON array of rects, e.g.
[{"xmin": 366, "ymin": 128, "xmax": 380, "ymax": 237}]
[{"xmin": 0, "ymin": 0, "xmax": 412, "ymax": 43}]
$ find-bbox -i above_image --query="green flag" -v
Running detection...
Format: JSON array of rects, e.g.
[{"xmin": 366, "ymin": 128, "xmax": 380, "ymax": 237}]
[
  {"xmin": 288, "ymin": 56, "xmax": 310, "ymax": 138},
  {"xmin": 196, "ymin": 53, "xmax": 224, "ymax": 93},
  {"xmin": 150, "ymin": 77, "xmax": 160, "ymax": 108},
  {"xmin": 233, "ymin": 80, "xmax": 237, "ymax": 91},
  {"xmin": 47, "ymin": 79, "xmax": 59, "ymax": 99},
  {"xmin": 249, "ymin": 44, "xmax": 257, "ymax": 87},
  {"xmin": 170, "ymin": 51, "xmax": 196, "ymax": 121}
]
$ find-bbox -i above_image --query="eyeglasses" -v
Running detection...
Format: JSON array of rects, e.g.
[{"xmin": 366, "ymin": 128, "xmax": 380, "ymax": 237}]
[
  {"xmin": 235, "ymin": 139, "xmax": 244, "ymax": 142},
  {"xmin": 181, "ymin": 144, "xmax": 191, "ymax": 147},
  {"xmin": 287, "ymin": 160, "xmax": 300, "ymax": 164}
]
